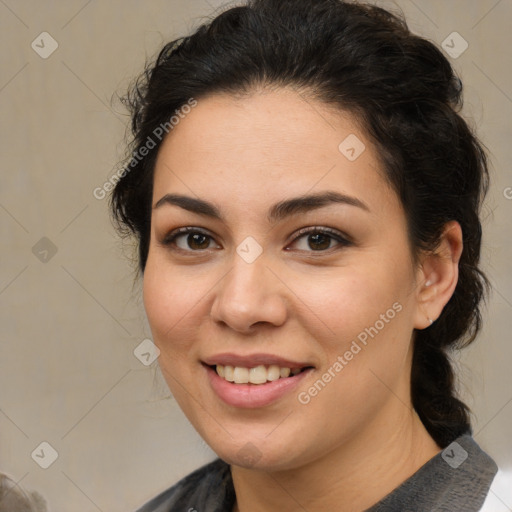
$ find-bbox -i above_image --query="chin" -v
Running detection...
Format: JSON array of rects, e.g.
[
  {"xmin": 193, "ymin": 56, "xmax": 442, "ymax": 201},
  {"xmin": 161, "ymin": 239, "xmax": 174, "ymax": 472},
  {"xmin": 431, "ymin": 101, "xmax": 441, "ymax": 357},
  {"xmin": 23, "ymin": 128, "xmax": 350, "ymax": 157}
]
[{"xmin": 204, "ymin": 433, "xmax": 311, "ymax": 472}]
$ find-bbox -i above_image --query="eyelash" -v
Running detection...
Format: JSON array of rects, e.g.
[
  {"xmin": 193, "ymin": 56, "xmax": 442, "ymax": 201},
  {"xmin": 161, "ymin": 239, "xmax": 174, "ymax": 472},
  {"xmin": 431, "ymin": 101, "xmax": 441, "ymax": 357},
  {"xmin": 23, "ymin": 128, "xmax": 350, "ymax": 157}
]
[{"xmin": 160, "ymin": 226, "xmax": 352, "ymax": 254}]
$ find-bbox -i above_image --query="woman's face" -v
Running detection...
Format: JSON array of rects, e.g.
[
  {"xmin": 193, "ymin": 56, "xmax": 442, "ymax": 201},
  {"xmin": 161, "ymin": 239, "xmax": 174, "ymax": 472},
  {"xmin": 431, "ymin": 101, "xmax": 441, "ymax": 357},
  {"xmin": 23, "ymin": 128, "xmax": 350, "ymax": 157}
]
[{"xmin": 144, "ymin": 88, "xmax": 427, "ymax": 470}]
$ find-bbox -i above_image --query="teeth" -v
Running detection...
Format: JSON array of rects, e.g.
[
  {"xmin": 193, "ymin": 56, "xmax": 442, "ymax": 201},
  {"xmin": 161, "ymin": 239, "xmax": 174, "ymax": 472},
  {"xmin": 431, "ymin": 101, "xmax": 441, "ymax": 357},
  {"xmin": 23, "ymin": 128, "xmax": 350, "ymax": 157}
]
[
  {"xmin": 224, "ymin": 365, "xmax": 234, "ymax": 382},
  {"xmin": 233, "ymin": 367, "xmax": 249, "ymax": 384},
  {"xmin": 280, "ymin": 367, "xmax": 291, "ymax": 378},
  {"xmin": 267, "ymin": 365, "xmax": 281, "ymax": 381},
  {"xmin": 249, "ymin": 365, "xmax": 268, "ymax": 384},
  {"xmin": 215, "ymin": 364, "xmax": 306, "ymax": 384}
]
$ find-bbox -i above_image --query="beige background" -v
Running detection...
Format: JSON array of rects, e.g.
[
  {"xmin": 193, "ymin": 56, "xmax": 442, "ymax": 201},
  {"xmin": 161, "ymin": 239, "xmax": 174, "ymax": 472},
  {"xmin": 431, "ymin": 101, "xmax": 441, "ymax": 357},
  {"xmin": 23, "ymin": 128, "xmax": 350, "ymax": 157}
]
[{"xmin": 0, "ymin": 0, "xmax": 511, "ymax": 510}]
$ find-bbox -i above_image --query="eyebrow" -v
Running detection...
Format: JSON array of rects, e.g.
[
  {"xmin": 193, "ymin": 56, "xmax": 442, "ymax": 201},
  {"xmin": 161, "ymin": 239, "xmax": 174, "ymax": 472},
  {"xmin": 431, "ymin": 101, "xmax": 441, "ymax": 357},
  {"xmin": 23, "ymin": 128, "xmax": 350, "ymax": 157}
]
[{"xmin": 153, "ymin": 191, "xmax": 370, "ymax": 223}]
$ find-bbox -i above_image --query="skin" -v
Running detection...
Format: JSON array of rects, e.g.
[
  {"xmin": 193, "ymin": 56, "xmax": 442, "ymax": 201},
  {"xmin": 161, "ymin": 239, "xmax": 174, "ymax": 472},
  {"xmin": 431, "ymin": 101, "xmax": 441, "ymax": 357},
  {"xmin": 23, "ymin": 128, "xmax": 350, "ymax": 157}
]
[{"xmin": 143, "ymin": 87, "xmax": 463, "ymax": 511}]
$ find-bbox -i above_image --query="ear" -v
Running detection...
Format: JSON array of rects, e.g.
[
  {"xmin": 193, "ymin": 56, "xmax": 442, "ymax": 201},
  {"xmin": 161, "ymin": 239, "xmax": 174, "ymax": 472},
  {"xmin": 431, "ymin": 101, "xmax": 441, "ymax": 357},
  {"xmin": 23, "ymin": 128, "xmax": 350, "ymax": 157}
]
[{"xmin": 413, "ymin": 220, "xmax": 463, "ymax": 330}]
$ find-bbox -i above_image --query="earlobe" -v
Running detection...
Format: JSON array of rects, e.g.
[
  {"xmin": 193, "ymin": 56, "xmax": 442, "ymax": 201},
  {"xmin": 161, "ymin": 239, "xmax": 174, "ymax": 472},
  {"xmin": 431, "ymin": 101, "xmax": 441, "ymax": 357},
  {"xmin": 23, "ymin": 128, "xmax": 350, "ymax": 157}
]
[{"xmin": 413, "ymin": 221, "xmax": 463, "ymax": 330}]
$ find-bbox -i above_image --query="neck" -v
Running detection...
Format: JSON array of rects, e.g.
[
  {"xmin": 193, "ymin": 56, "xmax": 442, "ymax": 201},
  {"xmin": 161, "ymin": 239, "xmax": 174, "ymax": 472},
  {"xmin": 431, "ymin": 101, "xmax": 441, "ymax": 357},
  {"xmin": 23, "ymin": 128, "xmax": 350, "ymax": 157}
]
[{"xmin": 231, "ymin": 407, "xmax": 441, "ymax": 512}]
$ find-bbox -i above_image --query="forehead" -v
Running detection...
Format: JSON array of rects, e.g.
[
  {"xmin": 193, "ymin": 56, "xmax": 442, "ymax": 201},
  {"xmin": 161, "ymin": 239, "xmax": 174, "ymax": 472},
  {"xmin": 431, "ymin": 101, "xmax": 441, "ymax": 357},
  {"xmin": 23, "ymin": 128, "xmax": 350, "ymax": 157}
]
[{"xmin": 152, "ymin": 88, "xmax": 396, "ymax": 217}]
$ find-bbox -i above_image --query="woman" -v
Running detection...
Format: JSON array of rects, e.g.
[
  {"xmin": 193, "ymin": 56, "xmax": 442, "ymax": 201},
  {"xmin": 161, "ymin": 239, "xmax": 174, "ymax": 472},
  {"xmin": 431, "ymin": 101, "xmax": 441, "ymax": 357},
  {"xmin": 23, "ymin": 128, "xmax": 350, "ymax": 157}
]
[{"xmin": 111, "ymin": 0, "xmax": 498, "ymax": 510}]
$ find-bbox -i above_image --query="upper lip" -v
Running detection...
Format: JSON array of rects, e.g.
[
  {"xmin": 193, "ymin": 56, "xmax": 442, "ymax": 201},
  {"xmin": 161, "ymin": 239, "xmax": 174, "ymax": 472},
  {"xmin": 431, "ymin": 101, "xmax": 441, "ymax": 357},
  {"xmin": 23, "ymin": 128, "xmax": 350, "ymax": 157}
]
[{"xmin": 202, "ymin": 353, "xmax": 314, "ymax": 368}]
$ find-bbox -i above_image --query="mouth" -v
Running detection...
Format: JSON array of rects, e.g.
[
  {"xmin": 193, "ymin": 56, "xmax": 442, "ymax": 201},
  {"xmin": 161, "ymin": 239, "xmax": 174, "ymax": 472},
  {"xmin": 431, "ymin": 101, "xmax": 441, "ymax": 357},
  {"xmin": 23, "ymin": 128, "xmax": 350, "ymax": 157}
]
[
  {"xmin": 209, "ymin": 364, "xmax": 313, "ymax": 385},
  {"xmin": 202, "ymin": 355, "xmax": 315, "ymax": 408}
]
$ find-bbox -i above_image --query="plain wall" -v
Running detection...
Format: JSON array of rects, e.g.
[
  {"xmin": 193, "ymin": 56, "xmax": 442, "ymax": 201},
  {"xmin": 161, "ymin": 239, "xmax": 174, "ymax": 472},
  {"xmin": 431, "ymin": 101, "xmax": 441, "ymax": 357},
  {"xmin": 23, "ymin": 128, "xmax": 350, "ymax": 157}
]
[{"xmin": 1, "ymin": 1, "xmax": 511, "ymax": 510}]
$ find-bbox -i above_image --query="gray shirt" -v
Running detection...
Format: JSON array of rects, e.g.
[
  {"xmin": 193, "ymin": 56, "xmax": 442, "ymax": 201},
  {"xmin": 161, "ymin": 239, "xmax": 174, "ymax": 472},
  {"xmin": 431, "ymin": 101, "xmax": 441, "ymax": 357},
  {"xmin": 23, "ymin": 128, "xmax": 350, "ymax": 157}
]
[{"xmin": 136, "ymin": 432, "xmax": 497, "ymax": 512}]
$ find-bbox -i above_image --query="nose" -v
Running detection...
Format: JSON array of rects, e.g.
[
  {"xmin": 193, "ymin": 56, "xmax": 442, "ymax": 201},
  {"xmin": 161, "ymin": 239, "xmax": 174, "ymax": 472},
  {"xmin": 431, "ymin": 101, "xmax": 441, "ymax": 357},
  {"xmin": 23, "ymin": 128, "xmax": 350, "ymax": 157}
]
[{"xmin": 210, "ymin": 256, "xmax": 288, "ymax": 334}]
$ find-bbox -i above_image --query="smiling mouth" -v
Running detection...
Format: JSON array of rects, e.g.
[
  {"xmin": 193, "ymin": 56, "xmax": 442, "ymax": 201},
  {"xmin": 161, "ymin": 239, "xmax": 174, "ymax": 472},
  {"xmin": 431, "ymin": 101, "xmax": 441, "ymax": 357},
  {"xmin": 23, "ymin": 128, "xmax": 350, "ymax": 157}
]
[{"xmin": 211, "ymin": 364, "xmax": 313, "ymax": 385}]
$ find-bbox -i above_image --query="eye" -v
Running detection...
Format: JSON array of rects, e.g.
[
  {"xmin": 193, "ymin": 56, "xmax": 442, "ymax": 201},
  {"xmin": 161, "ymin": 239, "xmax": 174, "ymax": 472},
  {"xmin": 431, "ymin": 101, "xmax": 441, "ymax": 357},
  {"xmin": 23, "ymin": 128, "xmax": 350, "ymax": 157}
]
[
  {"xmin": 288, "ymin": 227, "xmax": 352, "ymax": 252},
  {"xmin": 161, "ymin": 227, "xmax": 220, "ymax": 251},
  {"xmin": 160, "ymin": 226, "xmax": 351, "ymax": 253}
]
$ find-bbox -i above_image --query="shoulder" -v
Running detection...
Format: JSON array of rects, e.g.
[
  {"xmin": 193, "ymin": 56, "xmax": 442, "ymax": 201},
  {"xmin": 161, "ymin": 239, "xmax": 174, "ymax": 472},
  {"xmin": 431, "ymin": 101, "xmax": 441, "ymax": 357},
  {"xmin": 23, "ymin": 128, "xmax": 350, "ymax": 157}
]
[
  {"xmin": 367, "ymin": 432, "xmax": 498, "ymax": 511},
  {"xmin": 135, "ymin": 458, "xmax": 235, "ymax": 512},
  {"xmin": 443, "ymin": 434, "xmax": 498, "ymax": 489}
]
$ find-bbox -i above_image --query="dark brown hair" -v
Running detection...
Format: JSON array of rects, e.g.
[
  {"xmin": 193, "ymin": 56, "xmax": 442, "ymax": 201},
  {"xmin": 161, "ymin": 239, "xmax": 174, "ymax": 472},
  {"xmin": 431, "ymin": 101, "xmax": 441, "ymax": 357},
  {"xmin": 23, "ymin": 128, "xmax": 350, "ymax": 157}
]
[{"xmin": 111, "ymin": 0, "xmax": 489, "ymax": 448}]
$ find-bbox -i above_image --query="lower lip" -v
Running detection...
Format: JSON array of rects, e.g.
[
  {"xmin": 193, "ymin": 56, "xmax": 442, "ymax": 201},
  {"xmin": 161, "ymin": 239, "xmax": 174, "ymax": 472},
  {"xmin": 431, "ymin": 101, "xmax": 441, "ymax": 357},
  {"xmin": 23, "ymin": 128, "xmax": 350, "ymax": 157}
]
[{"xmin": 205, "ymin": 365, "xmax": 313, "ymax": 409}]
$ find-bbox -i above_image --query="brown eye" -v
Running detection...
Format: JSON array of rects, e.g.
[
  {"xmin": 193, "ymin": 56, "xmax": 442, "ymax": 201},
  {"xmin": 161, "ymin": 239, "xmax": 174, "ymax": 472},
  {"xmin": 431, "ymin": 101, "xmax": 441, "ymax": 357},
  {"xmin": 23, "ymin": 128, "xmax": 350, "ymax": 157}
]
[
  {"xmin": 306, "ymin": 233, "xmax": 332, "ymax": 251},
  {"xmin": 288, "ymin": 227, "xmax": 352, "ymax": 252},
  {"xmin": 161, "ymin": 227, "xmax": 220, "ymax": 252},
  {"xmin": 182, "ymin": 233, "xmax": 211, "ymax": 250}
]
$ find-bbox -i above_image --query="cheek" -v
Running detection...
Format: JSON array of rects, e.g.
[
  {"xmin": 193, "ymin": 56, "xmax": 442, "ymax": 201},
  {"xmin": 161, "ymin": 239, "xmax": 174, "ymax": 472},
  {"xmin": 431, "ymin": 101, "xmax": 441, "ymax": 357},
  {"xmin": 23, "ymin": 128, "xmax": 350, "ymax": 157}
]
[
  {"xmin": 142, "ymin": 254, "xmax": 207, "ymax": 352},
  {"xmin": 292, "ymin": 267, "xmax": 413, "ymax": 443},
  {"xmin": 142, "ymin": 256, "xmax": 208, "ymax": 405},
  {"xmin": 302, "ymin": 258, "xmax": 411, "ymax": 334},
  {"xmin": 298, "ymin": 252, "xmax": 416, "ymax": 396}
]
